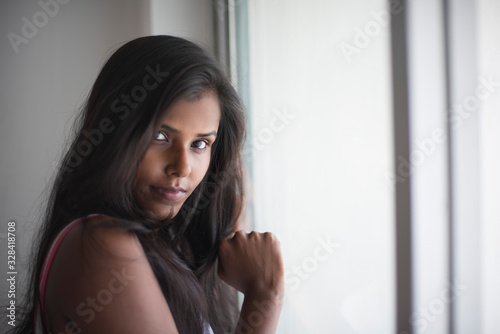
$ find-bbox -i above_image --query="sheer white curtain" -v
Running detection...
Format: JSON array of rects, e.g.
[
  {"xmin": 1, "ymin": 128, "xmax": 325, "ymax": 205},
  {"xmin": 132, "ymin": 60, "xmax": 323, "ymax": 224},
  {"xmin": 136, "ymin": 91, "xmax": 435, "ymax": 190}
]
[
  {"xmin": 478, "ymin": 0, "xmax": 500, "ymax": 332},
  {"xmin": 234, "ymin": 0, "xmax": 500, "ymax": 332},
  {"xmin": 241, "ymin": 1, "xmax": 395, "ymax": 332}
]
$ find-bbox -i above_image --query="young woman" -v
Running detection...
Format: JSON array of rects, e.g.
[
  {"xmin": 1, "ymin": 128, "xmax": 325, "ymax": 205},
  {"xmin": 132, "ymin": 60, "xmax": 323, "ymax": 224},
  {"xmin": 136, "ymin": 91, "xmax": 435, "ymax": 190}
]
[{"xmin": 12, "ymin": 35, "xmax": 284, "ymax": 334}]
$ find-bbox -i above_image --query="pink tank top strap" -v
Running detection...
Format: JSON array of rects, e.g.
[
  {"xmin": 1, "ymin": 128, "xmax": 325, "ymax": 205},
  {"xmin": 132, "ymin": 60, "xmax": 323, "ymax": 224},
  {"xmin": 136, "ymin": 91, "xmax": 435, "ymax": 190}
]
[{"xmin": 34, "ymin": 214, "xmax": 101, "ymax": 334}]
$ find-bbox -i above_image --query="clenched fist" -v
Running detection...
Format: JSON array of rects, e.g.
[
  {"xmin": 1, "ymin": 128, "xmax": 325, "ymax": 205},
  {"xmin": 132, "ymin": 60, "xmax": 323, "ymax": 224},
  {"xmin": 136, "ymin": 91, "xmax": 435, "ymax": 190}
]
[{"xmin": 218, "ymin": 231, "xmax": 284, "ymax": 298}]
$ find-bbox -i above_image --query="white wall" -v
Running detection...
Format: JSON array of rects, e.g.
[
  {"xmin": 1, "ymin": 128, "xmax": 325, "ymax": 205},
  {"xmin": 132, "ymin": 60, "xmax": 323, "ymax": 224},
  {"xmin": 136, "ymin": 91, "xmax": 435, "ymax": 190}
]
[
  {"xmin": 0, "ymin": 0, "xmax": 151, "ymax": 318},
  {"xmin": 150, "ymin": 0, "xmax": 214, "ymax": 50},
  {"xmin": 0, "ymin": 0, "xmax": 213, "ymax": 324}
]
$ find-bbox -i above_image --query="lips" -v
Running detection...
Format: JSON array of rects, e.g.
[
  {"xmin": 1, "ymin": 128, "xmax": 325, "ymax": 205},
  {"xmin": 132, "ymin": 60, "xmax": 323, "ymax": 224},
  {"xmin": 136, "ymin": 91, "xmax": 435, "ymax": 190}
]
[{"xmin": 151, "ymin": 186, "xmax": 187, "ymax": 202}]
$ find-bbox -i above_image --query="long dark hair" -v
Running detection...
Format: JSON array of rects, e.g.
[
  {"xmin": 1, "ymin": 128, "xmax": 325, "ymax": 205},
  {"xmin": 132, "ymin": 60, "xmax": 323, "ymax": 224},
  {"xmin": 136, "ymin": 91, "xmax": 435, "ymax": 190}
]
[{"xmin": 13, "ymin": 35, "xmax": 246, "ymax": 334}]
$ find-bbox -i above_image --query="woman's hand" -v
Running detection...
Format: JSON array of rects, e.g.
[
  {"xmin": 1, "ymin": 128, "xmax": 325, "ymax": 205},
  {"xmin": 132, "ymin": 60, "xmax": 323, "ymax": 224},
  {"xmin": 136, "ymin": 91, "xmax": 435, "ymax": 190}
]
[
  {"xmin": 217, "ymin": 231, "xmax": 284, "ymax": 298},
  {"xmin": 218, "ymin": 231, "xmax": 285, "ymax": 333}
]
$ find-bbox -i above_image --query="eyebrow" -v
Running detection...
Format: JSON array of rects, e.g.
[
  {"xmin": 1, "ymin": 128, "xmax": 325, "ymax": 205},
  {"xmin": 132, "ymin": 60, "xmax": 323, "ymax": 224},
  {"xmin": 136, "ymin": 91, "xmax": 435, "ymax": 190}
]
[{"xmin": 160, "ymin": 124, "xmax": 217, "ymax": 138}]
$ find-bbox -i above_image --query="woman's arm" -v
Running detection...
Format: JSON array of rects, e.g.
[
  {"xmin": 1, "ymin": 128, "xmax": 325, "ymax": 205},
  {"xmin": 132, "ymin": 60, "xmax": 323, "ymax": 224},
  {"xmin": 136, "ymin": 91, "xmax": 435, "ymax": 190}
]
[
  {"xmin": 235, "ymin": 287, "xmax": 284, "ymax": 334},
  {"xmin": 218, "ymin": 231, "xmax": 285, "ymax": 334},
  {"xmin": 50, "ymin": 216, "xmax": 179, "ymax": 334}
]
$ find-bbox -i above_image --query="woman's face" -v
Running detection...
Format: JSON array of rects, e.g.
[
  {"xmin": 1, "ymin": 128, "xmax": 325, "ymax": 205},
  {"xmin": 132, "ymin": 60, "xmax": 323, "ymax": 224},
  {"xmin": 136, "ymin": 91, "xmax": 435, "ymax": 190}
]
[{"xmin": 133, "ymin": 93, "xmax": 221, "ymax": 219}]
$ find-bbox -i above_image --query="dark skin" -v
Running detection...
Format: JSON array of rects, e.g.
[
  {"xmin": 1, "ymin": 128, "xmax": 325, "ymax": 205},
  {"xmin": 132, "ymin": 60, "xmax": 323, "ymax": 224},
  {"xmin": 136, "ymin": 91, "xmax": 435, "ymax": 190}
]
[{"xmin": 44, "ymin": 94, "xmax": 284, "ymax": 333}]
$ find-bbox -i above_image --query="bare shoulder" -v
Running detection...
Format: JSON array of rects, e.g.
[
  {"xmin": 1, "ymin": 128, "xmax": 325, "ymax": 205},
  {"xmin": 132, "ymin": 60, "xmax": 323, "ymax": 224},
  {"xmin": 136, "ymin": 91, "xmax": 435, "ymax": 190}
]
[
  {"xmin": 45, "ymin": 215, "xmax": 179, "ymax": 334},
  {"xmin": 79, "ymin": 214, "xmax": 145, "ymax": 263}
]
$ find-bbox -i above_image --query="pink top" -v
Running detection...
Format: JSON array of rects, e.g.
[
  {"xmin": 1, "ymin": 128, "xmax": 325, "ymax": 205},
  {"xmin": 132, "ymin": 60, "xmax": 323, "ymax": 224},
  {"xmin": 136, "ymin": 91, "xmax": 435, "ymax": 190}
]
[{"xmin": 34, "ymin": 214, "xmax": 99, "ymax": 334}]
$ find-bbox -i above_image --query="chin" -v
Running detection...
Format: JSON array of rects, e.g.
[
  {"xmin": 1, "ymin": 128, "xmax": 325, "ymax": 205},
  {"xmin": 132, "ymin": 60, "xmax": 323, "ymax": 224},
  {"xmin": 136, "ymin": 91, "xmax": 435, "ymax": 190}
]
[{"xmin": 152, "ymin": 205, "xmax": 180, "ymax": 220}]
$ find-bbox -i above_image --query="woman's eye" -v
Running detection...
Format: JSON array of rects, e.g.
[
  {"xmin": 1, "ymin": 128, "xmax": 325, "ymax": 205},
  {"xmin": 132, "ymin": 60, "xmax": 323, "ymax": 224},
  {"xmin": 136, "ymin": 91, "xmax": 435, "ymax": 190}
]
[
  {"xmin": 192, "ymin": 140, "xmax": 209, "ymax": 151},
  {"xmin": 154, "ymin": 131, "xmax": 169, "ymax": 142}
]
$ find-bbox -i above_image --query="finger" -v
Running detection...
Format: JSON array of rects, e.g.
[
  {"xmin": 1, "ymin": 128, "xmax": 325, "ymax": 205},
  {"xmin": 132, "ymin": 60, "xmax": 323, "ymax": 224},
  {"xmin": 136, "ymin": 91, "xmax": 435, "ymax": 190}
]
[{"xmin": 229, "ymin": 230, "xmax": 251, "ymax": 239}]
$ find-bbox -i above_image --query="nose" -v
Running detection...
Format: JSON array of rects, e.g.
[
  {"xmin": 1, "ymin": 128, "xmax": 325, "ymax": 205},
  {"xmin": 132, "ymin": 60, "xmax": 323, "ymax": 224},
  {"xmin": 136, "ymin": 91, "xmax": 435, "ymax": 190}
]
[{"xmin": 165, "ymin": 145, "xmax": 191, "ymax": 177}]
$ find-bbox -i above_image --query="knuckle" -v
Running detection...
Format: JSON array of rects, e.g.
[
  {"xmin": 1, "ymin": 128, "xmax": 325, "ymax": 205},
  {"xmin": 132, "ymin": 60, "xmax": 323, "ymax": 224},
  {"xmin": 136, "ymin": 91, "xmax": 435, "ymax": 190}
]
[
  {"xmin": 263, "ymin": 231, "xmax": 279, "ymax": 243},
  {"xmin": 262, "ymin": 231, "xmax": 273, "ymax": 238},
  {"xmin": 234, "ymin": 230, "xmax": 246, "ymax": 239},
  {"xmin": 247, "ymin": 231, "xmax": 257, "ymax": 239}
]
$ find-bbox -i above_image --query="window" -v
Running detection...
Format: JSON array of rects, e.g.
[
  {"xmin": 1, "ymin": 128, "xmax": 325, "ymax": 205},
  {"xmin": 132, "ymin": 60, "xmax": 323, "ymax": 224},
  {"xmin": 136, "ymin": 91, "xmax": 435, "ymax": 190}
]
[
  {"xmin": 232, "ymin": 0, "xmax": 500, "ymax": 332},
  {"xmin": 238, "ymin": 1, "xmax": 394, "ymax": 332}
]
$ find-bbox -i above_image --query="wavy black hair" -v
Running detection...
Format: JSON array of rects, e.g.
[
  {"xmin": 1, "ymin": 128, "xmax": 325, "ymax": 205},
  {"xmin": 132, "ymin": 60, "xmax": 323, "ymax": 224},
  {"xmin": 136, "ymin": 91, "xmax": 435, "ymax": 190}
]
[{"xmin": 12, "ymin": 35, "xmax": 246, "ymax": 334}]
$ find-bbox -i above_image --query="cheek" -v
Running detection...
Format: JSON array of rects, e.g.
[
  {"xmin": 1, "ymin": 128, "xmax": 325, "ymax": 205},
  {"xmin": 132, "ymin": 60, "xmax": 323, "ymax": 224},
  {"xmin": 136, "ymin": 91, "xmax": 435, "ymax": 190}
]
[
  {"xmin": 134, "ymin": 153, "xmax": 159, "ymax": 186},
  {"xmin": 193, "ymin": 155, "xmax": 211, "ymax": 183}
]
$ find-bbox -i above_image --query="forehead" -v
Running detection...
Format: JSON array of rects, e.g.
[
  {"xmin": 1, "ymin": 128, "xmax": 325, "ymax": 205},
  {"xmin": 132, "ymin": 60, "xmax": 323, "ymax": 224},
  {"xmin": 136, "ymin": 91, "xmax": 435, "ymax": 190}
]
[{"xmin": 160, "ymin": 94, "xmax": 221, "ymax": 131}]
